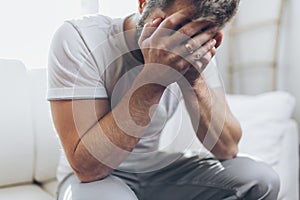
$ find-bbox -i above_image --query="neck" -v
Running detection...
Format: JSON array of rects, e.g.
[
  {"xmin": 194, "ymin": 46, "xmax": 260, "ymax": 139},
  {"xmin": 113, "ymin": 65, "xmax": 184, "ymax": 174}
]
[{"xmin": 124, "ymin": 14, "xmax": 144, "ymax": 63}]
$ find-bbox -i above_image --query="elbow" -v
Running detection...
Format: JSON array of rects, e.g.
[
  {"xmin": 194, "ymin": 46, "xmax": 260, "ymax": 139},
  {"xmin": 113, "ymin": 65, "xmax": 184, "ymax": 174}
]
[
  {"xmin": 211, "ymin": 116, "xmax": 242, "ymax": 160},
  {"xmin": 213, "ymin": 144, "xmax": 239, "ymax": 160},
  {"xmin": 74, "ymin": 170, "xmax": 110, "ymax": 183},
  {"xmin": 69, "ymin": 158, "xmax": 113, "ymax": 183}
]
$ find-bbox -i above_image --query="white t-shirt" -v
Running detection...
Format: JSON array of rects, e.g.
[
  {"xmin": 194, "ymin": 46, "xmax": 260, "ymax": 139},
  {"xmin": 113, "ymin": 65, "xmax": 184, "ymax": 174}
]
[{"xmin": 47, "ymin": 14, "xmax": 221, "ymax": 182}]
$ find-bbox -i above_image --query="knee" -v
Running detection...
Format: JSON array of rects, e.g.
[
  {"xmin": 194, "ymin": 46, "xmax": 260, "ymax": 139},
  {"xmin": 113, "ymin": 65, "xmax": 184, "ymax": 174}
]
[
  {"xmin": 238, "ymin": 158, "xmax": 280, "ymax": 199},
  {"xmin": 58, "ymin": 175, "xmax": 138, "ymax": 200},
  {"xmin": 250, "ymin": 165, "xmax": 280, "ymax": 199}
]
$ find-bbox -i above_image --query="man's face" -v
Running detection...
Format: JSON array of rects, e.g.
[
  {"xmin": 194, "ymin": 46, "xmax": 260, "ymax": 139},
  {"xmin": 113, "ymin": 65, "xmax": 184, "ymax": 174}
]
[
  {"xmin": 136, "ymin": 1, "xmax": 197, "ymax": 41},
  {"xmin": 136, "ymin": 1, "xmax": 226, "ymax": 51},
  {"xmin": 136, "ymin": 0, "xmax": 239, "ymax": 41}
]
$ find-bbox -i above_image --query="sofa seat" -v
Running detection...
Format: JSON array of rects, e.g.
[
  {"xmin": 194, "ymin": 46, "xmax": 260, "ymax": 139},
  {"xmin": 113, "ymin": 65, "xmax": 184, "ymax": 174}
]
[
  {"xmin": 0, "ymin": 185, "xmax": 54, "ymax": 200},
  {"xmin": 0, "ymin": 60, "xmax": 60, "ymax": 200},
  {"xmin": 42, "ymin": 179, "xmax": 59, "ymax": 197}
]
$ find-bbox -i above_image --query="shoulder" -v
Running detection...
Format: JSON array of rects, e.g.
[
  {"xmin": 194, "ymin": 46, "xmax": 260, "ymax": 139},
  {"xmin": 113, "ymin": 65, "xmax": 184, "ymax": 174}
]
[
  {"xmin": 47, "ymin": 16, "xmax": 115, "ymax": 100},
  {"xmin": 68, "ymin": 15, "xmax": 114, "ymax": 30},
  {"xmin": 51, "ymin": 15, "xmax": 116, "ymax": 52},
  {"xmin": 49, "ymin": 14, "xmax": 124, "ymax": 68}
]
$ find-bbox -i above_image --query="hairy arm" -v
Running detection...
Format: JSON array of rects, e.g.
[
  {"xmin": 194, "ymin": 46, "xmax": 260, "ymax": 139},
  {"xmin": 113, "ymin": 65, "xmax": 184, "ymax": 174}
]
[
  {"xmin": 179, "ymin": 75, "xmax": 242, "ymax": 160},
  {"xmin": 50, "ymin": 76, "xmax": 165, "ymax": 182},
  {"xmin": 50, "ymin": 7, "xmax": 227, "ymax": 182}
]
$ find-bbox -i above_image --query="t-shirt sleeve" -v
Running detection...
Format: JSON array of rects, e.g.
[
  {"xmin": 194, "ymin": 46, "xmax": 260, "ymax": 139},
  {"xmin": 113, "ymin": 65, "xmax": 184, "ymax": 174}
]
[{"xmin": 47, "ymin": 22, "xmax": 108, "ymax": 100}]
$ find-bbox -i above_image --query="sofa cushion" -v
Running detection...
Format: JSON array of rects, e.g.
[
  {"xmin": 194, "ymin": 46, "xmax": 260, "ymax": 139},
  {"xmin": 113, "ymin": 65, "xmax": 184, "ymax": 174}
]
[
  {"xmin": 273, "ymin": 120, "xmax": 299, "ymax": 200},
  {"xmin": 0, "ymin": 59, "xmax": 34, "ymax": 187},
  {"xmin": 159, "ymin": 91, "xmax": 296, "ymax": 162},
  {"xmin": 28, "ymin": 69, "xmax": 60, "ymax": 183},
  {"xmin": 42, "ymin": 179, "xmax": 58, "ymax": 197},
  {"xmin": 0, "ymin": 185, "xmax": 53, "ymax": 200},
  {"xmin": 226, "ymin": 91, "xmax": 296, "ymax": 165},
  {"xmin": 226, "ymin": 91, "xmax": 296, "ymax": 122},
  {"xmin": 238, "ymin": 120, "xmax": 287, "ymax": 165}
]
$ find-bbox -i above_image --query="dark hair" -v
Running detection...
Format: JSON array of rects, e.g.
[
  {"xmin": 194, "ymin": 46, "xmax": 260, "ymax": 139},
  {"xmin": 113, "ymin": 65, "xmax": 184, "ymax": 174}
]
[{"xmin": 137, "ymin": 0, "xmax": 240, "ymax": 30}]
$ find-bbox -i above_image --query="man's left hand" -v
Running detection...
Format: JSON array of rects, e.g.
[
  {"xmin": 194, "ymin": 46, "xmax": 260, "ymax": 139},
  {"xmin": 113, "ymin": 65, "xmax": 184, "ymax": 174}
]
[{"xmin": 182, "ymin": 31, "xmax": 223, "ymax": 86}]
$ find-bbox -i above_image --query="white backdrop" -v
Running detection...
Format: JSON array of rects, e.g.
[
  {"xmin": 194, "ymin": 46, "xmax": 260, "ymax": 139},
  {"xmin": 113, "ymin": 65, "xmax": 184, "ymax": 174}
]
[
  {"xmin": 216, "ymin": 0, "xmax": 300, "ymax": 133},
  {"xmin": 0, "ymin": 0, "xmax": 84, "ymax": 68},
  {"xmin": 99, "ymin": 0, "xmax": 137, "ymax": 18}
]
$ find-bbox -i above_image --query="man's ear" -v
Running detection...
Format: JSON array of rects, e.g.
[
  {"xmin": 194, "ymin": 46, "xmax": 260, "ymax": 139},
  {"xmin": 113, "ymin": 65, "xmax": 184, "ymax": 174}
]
[
  {"xmin": 138, "ymin": 0, "xmax": 147, "ymax": 14},
  {"xmin": 214, "ymin": 32, "xmax": 223, "ymax": 48}
]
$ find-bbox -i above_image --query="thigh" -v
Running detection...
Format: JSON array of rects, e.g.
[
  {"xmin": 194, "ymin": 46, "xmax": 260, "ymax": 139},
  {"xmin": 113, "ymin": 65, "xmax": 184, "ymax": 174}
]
[
  {"xmin": 127, "ymin": 155, "xmax": 277, "ymax": 200},
  {"xmin": 136, "ymin": 155, "xmax": 237, "ymax": 200},
  {"xmin": 57, "ymin": 174, "xmax": 138, "ymax": 200}
]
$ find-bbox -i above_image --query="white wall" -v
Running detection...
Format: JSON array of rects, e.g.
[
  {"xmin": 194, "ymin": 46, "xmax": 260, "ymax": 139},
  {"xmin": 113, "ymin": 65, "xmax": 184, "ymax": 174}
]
[
  {"xmin": 99, "ymin": 0, "xmax": 137, "ymax": 18},
  {"xmin": 283, "ymin": 0, "xmax": 300, "ymax": 130},
  {"xmin": 0, "ymin": 0, "xmax": 90, "ymax": 68},
  {"xmin": 217, "ymin": 0, "xmax": 300, "ymax": 132}
]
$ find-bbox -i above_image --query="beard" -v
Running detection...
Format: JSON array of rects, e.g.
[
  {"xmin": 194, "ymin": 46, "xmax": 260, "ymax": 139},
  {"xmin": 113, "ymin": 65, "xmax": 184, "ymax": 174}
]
[
  {"xmin": 132, "ymin": 15, "xmax": 148, "ymax": 63},
  {"xmin": 135, "ymin": 13, "xmax": 147, "ymax": 45},
  {"xmin": 135, "ymin": 25, "xmax": 143, "ymax": 47}
]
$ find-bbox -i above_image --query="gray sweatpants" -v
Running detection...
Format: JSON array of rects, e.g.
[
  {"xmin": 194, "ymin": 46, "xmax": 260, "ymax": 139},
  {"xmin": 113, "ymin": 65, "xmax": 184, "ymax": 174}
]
[{"xmin": 57, "ymin": 156, "xmax": 280, "ymax": 200}]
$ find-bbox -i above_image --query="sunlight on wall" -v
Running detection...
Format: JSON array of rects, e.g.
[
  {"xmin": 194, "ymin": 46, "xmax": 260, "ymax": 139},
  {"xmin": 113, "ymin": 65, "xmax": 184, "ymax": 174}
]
[{"xmin": 0, "ymin": 0, "xmax": 82, "ymax": 68}]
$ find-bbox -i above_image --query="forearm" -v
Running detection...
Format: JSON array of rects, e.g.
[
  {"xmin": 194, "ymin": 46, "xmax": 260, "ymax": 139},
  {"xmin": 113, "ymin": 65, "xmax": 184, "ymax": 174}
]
[
  {"xmin": 72, "ymin": 74, "xmax": 165, "ymax": 182},
  {"xmin": 179, "ymin": 76, "xmax": 241, "ymax": 160}
]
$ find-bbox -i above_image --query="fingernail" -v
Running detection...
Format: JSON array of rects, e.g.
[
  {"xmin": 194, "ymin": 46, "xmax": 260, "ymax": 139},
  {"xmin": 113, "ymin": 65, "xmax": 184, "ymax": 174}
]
[
  {"xmin": 152, "ymin": 18, "xmax": 162, "ymax": 24},
  {"xmin": 211, "ymin": 39, "xmax": 216, "ymax": 45}
]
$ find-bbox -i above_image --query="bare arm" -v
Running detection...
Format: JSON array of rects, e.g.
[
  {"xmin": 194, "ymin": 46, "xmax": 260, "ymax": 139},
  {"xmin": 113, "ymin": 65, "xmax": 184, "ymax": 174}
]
[
  {"xmin": 50, "ymin": 20, "xmax": 169, "ymax": 183},
  {"xmin": 179, "ymin": 76, "xmax": 242, "ymax": 160},
  {"xmin": 172, "ymin": 25, "xmax": 241, "ymax": 160},
  {"xmin": 50, "ymin": 5, "xmax": 237, "ymax": 182},
  {"xmin": 51, "ymin": 79, "xmax": 165, "ymax": 182},
  {"xmin": 50, "ymin": 8, "xmax": 209, "ymax": 183}
]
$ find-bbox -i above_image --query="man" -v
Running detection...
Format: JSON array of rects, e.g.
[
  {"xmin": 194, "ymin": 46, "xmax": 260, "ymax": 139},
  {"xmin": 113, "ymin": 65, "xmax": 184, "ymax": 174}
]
[{"xmin": 48, "ymin": 0, "xmax": 280, "ymax": 199}]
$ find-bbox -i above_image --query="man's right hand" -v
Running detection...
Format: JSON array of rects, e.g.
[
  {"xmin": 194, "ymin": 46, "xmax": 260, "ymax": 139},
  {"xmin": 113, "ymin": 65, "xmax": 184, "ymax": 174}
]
[{"xmin": 138, "ymin": 8, "xmax": 218, "ymax": 86}]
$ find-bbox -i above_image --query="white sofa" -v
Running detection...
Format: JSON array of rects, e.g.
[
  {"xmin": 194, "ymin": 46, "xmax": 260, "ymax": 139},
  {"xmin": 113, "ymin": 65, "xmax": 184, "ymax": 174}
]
[
  {"xmin": 0, "ymin": 59, "xmax": 298, "ymax": 200},
  {"xmin": 0, "ymin": 60, "xmax": 60, "ymax": 200}
]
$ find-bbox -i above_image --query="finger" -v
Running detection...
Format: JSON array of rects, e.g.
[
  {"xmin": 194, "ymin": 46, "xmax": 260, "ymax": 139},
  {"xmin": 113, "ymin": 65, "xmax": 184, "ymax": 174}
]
[
  {"xmin": 211, "ymin": 47, "xmax": 217, "ymax": 57},
  {"xmin": 194, "ymin": 60, "xmax": 204, "ymax": 74},
  {"xmin": 138, "ymin": 18, "xmax": 163, "ymax": 46},
  {"xmin": 165, "ymin": 21, "xmax": 212, "ymax": 49},
  {"xmin": 200, "ymin": 51, "xmax": 213, "ymax": 68},
  {"xmin": 191, "ymin": 47, "xmax": 214, "ymax": 73},
  {"xmin": 186, "ymin": 29, "xmax": 217, "ymax": 55},
  {"xmin": 183, "ymin": 38, "xmax": 216, "ymax": 61},
  {"xmin": 153, "ymin": 6, "xmax": 196, "ymax": 37},
  {"xmin": 158, "ymin": 37, "xmax": 215, "ymax": 68},
  {"xmin": 171, "ymin": 26, "xmax": 217, "ymax": 56},
  {"xmin": 157, "ymin": 38, "xmax": 215, "ymax": 65},
  {"xmin": 175, "ymin": 59, "xmax": 192, "ymax": 74},
  {"xmin": 168, "ymin": 38, "xmax": 215, "ymax": 74}
]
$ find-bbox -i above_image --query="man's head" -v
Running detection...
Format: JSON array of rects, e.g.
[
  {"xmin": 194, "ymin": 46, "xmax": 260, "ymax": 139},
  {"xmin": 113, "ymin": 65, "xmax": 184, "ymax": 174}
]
[{"xmin": 137, "ymin": 0, "xmax": 240, "ymax": 31}]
